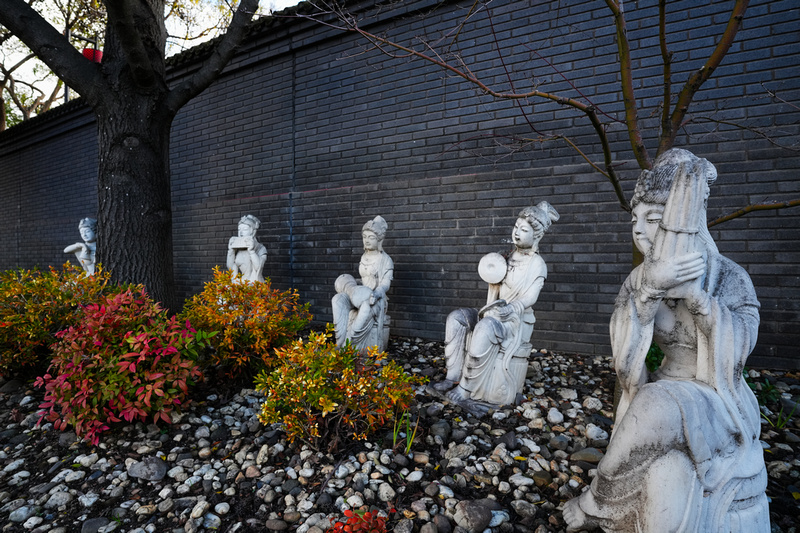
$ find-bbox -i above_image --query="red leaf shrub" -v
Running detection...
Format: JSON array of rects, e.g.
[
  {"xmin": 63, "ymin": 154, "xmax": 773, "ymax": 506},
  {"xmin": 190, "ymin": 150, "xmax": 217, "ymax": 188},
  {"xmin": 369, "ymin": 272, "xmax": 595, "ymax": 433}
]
[{"xmin": 34, "ymin": 286, "xmax": 207, "ymax": 445}]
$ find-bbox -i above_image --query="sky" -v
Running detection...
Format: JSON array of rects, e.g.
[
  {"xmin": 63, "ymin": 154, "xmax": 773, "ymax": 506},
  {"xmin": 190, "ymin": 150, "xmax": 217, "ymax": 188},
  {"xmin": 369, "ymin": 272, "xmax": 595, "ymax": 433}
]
[
  {"xmin": 269, "ymin": 0, "xmax": 302, "ymax": 11},
  {"xmin": 165, "ymin": 0, "xmax": 304, "ymax": 56}
]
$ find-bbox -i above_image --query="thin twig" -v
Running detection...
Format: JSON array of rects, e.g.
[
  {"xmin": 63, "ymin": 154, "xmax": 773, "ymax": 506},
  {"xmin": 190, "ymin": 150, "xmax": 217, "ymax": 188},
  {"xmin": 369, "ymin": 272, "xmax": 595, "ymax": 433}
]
[{"xmin": 685, "ymin": 116, "xmax": 799, "ymax": 152}]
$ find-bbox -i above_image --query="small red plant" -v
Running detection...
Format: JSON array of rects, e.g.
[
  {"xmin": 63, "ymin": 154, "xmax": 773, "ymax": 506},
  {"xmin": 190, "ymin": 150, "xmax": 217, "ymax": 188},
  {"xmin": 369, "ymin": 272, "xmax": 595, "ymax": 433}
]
[
  {"xmin": 327, "ymin": 509, "xmax": 392, "ymax": 533},
  {"xmin": 35, "ymin": 286, "xmax": 208, "ymax": 444}
]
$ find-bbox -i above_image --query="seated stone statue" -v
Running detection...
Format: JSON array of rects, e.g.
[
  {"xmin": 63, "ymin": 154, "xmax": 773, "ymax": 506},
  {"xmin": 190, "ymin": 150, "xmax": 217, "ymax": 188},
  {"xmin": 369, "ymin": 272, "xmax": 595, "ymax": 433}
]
[
  {"xmin": 64, "ymin": 218, "xmax": 97, "ymax": 275},
  {"xmin": 434, "ymin": 202, "xmax": 559, "ymax": 413},
  {"xmin": 563, "ymin": 149, "xmax": 769, "ymax": 532},
  {"xmin": 332, "ymin": 216, "xmax": 393, "ymax": 352},
  {"xmin": 227, "ymin": 214, "xmax": 267, "ymax": 283}
]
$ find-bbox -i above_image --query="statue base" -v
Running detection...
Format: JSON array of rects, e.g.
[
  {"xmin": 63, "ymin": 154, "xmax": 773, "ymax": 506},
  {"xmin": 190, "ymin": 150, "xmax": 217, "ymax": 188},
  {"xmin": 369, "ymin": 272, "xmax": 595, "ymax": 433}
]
[{"xmin": 426, "ymin": 383, "xmax": 523, "ymax": 418}]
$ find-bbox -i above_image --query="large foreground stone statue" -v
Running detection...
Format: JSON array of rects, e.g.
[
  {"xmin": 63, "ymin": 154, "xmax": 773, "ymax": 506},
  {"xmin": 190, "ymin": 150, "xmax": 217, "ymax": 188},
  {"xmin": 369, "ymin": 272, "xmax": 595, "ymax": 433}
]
[
  {"xmin": 564, "ymin": 149, "xmax": 769, "ymax": 532},
  {"xmin": 332, "ymin": 216, "xmax": 393, "ymax": 352},
  {"xmin": 227, "ymin": 215, "xmax": 267, "ymax": 283},
  {"xmin": 434, "ymin": 202, "xmax": 559, "ymax": 413},
  {"xmin": 64, "ymin": 218, "xmax": 97, "ymax": 275}
]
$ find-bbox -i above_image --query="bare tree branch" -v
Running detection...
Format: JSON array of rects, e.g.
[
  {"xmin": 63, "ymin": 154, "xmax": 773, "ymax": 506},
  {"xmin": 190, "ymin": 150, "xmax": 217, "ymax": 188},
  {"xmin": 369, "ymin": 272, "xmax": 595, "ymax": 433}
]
[
  {"xmin": 41, "ymin": 78, "xmax": 64, "ymax": 111},
  {"xmin": 763, "ymin": 83, "xmax": 800, "ymax": 112},
  {"xmin": 658, "ymin": 0, "xmax": 673, "ymax": 148},
  {"xmin": 165, "ymin": 0, "xmax": 260, "ymax": 113},
  {"xmin": 296, "ymin": 6, "xmax": 632, "ymax": 211},
  {"xmin": 685, "ymin": 116, "xmax": 799, "ymax": 152},
  {"xmin": 0, "ymin": 0, "xmax": 104, "ymax": 103},
  {"xmin": 660, "ymin": 0, "xmax": 750, "ymax": 154},
  {"xmin": 604, "ymin": 0, "xmax": 652, "ymax": 170},
  {"xmin": 708, "ymin": 199, "xmax": 800, "ymax": 227}
]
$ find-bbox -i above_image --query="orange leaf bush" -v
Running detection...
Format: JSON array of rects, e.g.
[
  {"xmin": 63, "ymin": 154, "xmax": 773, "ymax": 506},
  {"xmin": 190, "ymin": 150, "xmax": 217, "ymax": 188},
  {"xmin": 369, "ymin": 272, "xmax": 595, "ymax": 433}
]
[
  {"xmin": 255, "ymin": 327, "xmax": 425, "ymax": 452},
  {"xmin": 0, "ymin": 263, "xmax": 126, "ymax": 377},
  {"xmin": 180, "ymin": 267, "xmax": 311, "ymax": 378},
  {"xmin": 35, "ymin": 286, "xmax": 207, "ymax": 445}
]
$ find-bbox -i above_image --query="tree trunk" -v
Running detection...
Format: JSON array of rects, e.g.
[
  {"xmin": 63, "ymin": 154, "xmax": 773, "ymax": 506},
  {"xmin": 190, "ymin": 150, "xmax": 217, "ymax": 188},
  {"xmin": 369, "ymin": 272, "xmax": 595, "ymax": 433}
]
[
  {"xmin": 95, "ymin": 95, "xmax": 177, "ymax": 310},
  {"xmin": 0, "ymin": 0, "xmax": 259, "ymax": 312}
]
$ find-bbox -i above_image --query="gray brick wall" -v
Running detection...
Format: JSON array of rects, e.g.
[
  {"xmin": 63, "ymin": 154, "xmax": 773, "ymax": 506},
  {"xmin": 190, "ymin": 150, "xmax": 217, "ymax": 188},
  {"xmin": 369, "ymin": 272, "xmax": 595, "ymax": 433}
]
[{"xmin": 1, "ymin": 0, "xmax": 798, "ymax": 369}]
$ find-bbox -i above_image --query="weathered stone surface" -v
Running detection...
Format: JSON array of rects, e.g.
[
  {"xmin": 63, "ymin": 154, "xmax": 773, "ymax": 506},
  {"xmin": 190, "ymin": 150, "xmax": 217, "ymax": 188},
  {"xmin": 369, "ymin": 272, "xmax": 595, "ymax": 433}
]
[
  {"xmin": 127, "ymin": 457, "xmax": 167, "ymax": 481},
  {"xmin": 332, "ymin": 215, "xmax": 392, "ymax": 352},
  {"xmin": 64, "ymin": 218, "xmax": 96, "ymax": 275},
  {"xmin": 434, "ymin": 203, "xmax": 559, "ymax": 413},
  {"xmin": 563, "ymin": 149, "xmax": 771, "ymax": 533},
  {"xmin": 570, "ymin": 447, "xmax": 604, "ymax": 464},
  {"xmin": 453, "ymin": 500, "xmax": 496, "ymax": 533},
  {"xmin": 227, "ymin": 214, "xmax": 267, "ymax": 283}
]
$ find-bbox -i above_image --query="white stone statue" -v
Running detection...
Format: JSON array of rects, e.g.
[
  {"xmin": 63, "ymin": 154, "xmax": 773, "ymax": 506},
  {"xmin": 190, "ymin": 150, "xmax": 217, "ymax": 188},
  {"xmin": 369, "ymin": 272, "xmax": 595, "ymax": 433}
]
[
  {"xmin": 563, "ymin": 149, "xmax": 769, "ymax": 532},
  {"xmin": 227, "ymin": 214, "xmax": 267, "ymax": 283},
  {"xmin": 434, "ymin": 202, "xmax": 559, "ymax": 413},
  {"xmin": 64, "ymin": 218, "xmax": 97, "ymax": 275},
  {"xmin": 332, "ymin": 216, "xmax": 393, "ymax": 352}
]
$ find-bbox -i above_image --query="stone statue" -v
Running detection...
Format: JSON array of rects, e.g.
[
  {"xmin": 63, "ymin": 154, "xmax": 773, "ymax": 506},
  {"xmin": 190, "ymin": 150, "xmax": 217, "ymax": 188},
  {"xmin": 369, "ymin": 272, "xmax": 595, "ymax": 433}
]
[
  {"xmin": 434, "ymin": 202, "xmax": 559, "ymax": 413},
  {"xmin": 332, "ymin": 215, "xmax": 393, "ymax": 352},
  {"xmin": 563, "ymin": 149, "xmax": 769, "ymax": 532},
  {"xmin": 64, "ymin": 218, "xmax": 97, "ymax": 275},
  {"xmin": 227, "ymin": 215, "xmax": 267, "ymax": 283}
]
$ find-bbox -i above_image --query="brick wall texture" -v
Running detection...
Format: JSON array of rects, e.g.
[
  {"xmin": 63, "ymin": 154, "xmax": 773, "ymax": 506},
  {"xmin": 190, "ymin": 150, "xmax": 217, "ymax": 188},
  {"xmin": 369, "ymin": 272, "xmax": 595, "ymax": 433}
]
[{"xmin": 1, "ymin": 0, "xmax": 798, "ymax": 369}]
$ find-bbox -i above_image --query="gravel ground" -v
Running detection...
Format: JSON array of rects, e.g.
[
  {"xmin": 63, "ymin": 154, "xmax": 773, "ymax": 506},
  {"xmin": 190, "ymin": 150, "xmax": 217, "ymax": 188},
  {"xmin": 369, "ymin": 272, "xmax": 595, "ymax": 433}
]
[{"xmin": 0, "ymin": 336, "xmax": 797, "ymax": 533}]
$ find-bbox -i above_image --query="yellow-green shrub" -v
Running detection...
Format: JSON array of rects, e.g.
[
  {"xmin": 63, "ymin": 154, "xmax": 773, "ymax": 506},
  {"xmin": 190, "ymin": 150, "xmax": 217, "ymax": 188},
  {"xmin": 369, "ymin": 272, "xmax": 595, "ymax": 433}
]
[
  {"xmin": 0, "ymin": 263, "xmax": 125, "ymax": 377},
  {"xmin": 255, "ymin": 327, "xmax": 425, "ymax": 452},
  {"xmin": 180, "ymin": 267, "xmax": 311, "ymax": 378}
]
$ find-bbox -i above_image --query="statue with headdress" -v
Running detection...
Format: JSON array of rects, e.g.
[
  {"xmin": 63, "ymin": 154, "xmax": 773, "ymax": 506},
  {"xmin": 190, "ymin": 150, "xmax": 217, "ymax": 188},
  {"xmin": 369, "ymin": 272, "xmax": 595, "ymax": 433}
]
[
  {"xmin": 64, "ymin": 218, "xmax": 97, "ymax": 275},
  {"xmin": 332, "ymin": 215, "xmax": 393, "ymax": 352},
  {"xmin": 227, "ymin": 214, "xmax": 267, "ymax": 283},
  {"xmin": 433, "ymin": 202, "xmax": 559, "ymax": 413},
  {"xmin": 563, "ymin": 149, "xmax": 769, "ymax": 532}
]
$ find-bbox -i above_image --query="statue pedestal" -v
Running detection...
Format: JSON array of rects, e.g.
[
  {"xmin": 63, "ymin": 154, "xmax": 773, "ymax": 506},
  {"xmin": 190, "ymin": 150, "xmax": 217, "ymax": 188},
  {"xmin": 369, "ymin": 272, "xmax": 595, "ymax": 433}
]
[{"xmin": 428, "ymin": 342, "xmax": 532, "ymax": 417}]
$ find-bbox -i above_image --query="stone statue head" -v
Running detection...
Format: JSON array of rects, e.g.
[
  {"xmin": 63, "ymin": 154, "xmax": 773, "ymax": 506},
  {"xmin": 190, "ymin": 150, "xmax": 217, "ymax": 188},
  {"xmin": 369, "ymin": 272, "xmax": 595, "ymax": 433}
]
[
  {"xmin": 362, "ymin": 216, "xmax": 387, "ymax": 252},
  {"xmin": 632, "ymin": 148, "xmax": 717, "ymax": 209},
  {"xmin": 518, "ymin": 202, "xmax": 559, "ymax": 233},
  {"xmin": 631, "ymin": 148, "xmax": 719, "ymax": 255},
  {"xmin": 78, "ymin": 218, "xmax": 97, "ymax": 243},
  {"xmin": 514, "ymin": 202, "xmax": 558, "ymax": 251},
  {"xmin": 238, "ymin": 214, "xmax": 261, "ymax": 237}
]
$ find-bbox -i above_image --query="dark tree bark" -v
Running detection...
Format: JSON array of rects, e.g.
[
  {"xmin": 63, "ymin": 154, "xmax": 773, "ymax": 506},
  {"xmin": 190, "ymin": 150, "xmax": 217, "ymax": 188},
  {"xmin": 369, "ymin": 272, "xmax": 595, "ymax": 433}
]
[{"xmin": 0, "ymin": 0, "xmax": 260, "ymax": 309}]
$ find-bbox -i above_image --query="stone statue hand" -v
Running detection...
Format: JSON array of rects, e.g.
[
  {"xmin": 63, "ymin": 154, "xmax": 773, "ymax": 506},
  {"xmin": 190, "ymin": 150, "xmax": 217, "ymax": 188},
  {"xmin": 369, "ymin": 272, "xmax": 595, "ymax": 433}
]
[
  {"xmin": 64, "ymin": 242, "xmax": 86, "ymax": 254},
  {"xmin": 245, "ymin": 236, "xmax": 255, "ymax": 251},
  {"xmin": 642, "ymin": 251, "xmax": 704, "ymax": 295},
  {"xmin": 664, "ymin": 275, "xmax": 704, "ymax": 301},
  {"xmin": 227, "ymin": 236, "xmax": 237, "ymax": 251},
  {"xmin": 483, "ymin": 302, "xmax": 513, "ymax": 320},
  {"xmin": 495, "ymin": 304, "xmax": 515, "ymax": 319},
  {"xmin": 370, "ymin": 288, "xmax": 384, "ymax": 306}
]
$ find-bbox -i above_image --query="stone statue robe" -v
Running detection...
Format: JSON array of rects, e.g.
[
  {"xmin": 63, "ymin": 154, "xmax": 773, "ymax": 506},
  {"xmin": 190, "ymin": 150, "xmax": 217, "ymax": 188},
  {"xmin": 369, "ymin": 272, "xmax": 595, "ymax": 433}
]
[
  {"xmin": 580, "ymin": 252, "xmax": 769, "ymax": 532},
  {"xmin": 448, "ymin": 252, "xmax": 546, "ymax": 406},
  {"xmin": 228, "ymin": 241, "xmax": 267, "ymax": 283},
  {"xmin": 332, "ymin": 251, "xmax": 393, "ymax": 351}
]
